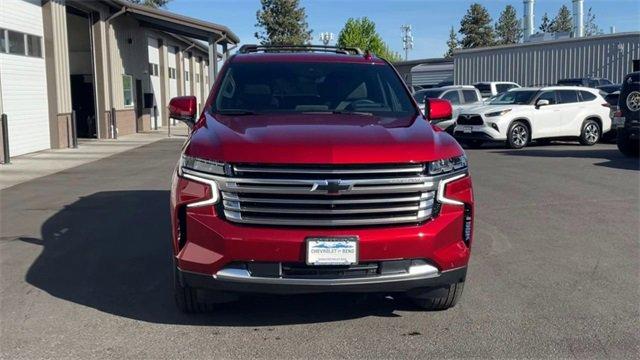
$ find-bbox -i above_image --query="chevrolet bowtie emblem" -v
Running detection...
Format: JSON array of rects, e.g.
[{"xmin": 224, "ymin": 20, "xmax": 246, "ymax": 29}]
[{"xmin": 311, "ymin": 180, "xmax": 351, "ymax": 194}]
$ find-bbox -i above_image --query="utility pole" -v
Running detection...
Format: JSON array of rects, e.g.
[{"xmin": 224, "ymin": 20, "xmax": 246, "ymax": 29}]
[
  {"xmin": 401, "ymin": 24, "xmax": 413, "ymax": 60},
  {"xmin": 319, "ymin": 32, "xmax": 334, "ymax": 46}
]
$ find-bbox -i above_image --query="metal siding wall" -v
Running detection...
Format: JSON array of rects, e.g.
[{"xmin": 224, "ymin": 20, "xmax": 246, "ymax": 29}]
[{"xmin": 454, "ymin": 33, "xmax": 640, "ymax": 86}]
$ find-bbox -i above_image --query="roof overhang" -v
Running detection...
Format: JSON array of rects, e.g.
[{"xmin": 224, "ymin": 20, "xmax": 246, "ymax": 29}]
[{"xmin": 103, "ymin": 0, "xmax": 239, "ymax": 44}]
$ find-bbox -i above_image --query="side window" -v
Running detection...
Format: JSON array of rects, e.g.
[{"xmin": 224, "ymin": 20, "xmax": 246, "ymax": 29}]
[
  {"xmin": 26, "ymin": 34, "xmax": 42, "ymax": 57},
  {"xmin": 557, "ymin": 90, "xmax": 579, "ymax": 104},
  {"xmin": 122, "ymin": 75, "xmax": 134, "ymax": 106},
  {"xmin": 7, "ymin": 30, "xmax": 25, "ymax": 55},
  {"xmin": 537, "ymin": 91, "xmax": 557, "ymax": 105},
  {"xmin": 580, "ymin": 91, "xmax": 597, "ymax": 102},
  {"xmin": 442, "ymin": 90, "xmax": 461, "ymax": 105},
  {"xmin": 462, "ymin": 90, "xmax": 479, "ymax": 103},
  {"xmin": 496, "ymin": 84, "xmax": 511, "ymax": 94},
  {"xmin": 0, "ymin": 29, "xmax": 5, "ymax": 53}
]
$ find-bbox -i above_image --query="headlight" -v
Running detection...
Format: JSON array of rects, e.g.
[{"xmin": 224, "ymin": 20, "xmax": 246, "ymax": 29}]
[
  {"xmin": 485, "ymin": 109, "xmax": 511, "ymax": 117},
  {"xmin": 428, "ymin": 154, "xmax": 468, "ymax": 175},
  {"xmin": 179, "ymin": 155, "xmax": 225, "ymax": 207},
  {"xmin": 180, "ymin": 154, "xmax": 228, "ymax": 175}
]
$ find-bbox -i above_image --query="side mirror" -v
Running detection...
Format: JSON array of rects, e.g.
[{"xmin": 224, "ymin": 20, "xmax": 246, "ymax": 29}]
[
  {"xmin": 424, "ymin": 98, "xmax": 453, "ymax": 121},
  {"xmin": 168, "ymin": 96, "xmax": 197, "ymax": 128},
  {"xmin": 535, "ymin": 99, "xmax": 550, "ymax": 108}
]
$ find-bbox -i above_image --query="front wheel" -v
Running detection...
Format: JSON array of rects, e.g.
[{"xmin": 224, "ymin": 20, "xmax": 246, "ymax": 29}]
[
  {"xmin": 580, "ymin": 119, "xmax": 601, "ymax": 146},
  {"xmin": 507, "ymin": 121, "xmax": 529, "ymax": 149},
  {"xmin": 408, "ymin": 282, "xmax": 465, "ymax": 311}
]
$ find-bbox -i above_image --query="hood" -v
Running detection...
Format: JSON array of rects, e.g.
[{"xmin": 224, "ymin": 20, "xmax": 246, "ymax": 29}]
[
  {"xmin": 184, "ymin": 113, "xmax": 463, "ymax": 164},
  {"xmin": 460, "ymin": 104, "xmax": 525, "ymax": 115}
]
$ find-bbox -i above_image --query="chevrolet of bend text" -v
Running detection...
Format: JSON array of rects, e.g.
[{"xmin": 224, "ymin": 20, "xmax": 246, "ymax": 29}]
[{"xmin": 168, "ymin": 45, "xmax": 474, "ymax": 313}]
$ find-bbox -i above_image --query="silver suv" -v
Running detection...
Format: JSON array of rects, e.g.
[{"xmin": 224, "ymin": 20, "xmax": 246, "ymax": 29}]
[{"xmin": 414, "ymin": 85, "xmax": 483, "ymax": 133}]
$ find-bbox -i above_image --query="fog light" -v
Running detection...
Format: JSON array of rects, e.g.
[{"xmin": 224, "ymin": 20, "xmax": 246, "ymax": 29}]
[{"xmin": 490, "ymin": 123, "xmax": 499, "ymax": 132}]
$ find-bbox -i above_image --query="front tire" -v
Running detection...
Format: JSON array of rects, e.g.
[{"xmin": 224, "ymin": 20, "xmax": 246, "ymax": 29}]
[
  {"xmin": 617, "ymin": 129, "xmax": 640, "ymax": 157},
  {"xmin": 174, "ymin": 268, "xmax": 214, "ymax": 313},
  {"xmin": 580, "ymin": 119, "xmax": 601, "ymax": 146},
  {"xmin": 507, "ymin": 121, "xmax": 529, "ymax": 149},
  {"xmin": 409, "ymin": 282, "xmax": 465, "ymax": 311}
]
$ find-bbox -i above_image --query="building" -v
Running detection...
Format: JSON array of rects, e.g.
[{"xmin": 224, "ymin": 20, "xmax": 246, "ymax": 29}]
[
  {"xmin": 392, "ymin": 58, "xmax": 454, "ymax": 89},
  {"xmin": 0, "ymin": 0, "xmax": 238, "ymax": 158},
  {"xmin": 454, "ymin": 32, "xmax": 640, "ymax": 87}
]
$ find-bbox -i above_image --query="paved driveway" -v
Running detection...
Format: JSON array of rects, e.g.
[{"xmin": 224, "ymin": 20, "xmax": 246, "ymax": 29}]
[{"xmin": 1, "ymin": 140, "xmax": 638, "ymax": 359}]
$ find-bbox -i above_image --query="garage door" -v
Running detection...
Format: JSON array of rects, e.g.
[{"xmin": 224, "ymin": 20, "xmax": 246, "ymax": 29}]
[
  {"xmin": 147, "ymin": 37, "xmax": 162, "ymax": 129},
  {"xmin": 0, "ymin": 0, "xmax": 50, "ymax": 157}
]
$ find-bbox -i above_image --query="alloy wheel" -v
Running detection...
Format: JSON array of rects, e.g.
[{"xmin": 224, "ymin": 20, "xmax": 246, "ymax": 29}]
[
  {"xmin": 511, "ymin": 125, "xmax": 528, "ymax": 147},
  {"xmin": 584, "ymin": 123, "xmax": 599, "ymax": 144}
]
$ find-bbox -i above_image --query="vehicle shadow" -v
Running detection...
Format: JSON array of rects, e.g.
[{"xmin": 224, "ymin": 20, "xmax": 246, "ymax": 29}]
[
  {"xmin": 23, "ymin": 190, "xmax": 420, "ymax": 326},
  {"xmin": 490, "ymin": 147, "xmax": 639, "ymax": 171}
]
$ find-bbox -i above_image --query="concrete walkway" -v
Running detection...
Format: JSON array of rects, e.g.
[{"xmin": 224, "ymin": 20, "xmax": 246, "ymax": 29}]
[{"xmin": 0, "ymin": 125, "xmax": 188, "ymax": 190}]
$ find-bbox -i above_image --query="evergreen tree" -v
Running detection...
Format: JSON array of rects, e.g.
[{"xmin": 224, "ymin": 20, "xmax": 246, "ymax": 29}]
[
  {"xmin": 337, "ymin": 18, "xmax": 401, "ymax": 61},
  {"xmin": 495, "ymin": 5, "xmax": 522, "ymax": 45},
  {"xmin": 129, "ymin": 0, "xmax": 170, "ymax": 7},
  {"xmin": 459, "ymin": 3, "xmax": 495, "ymax": 48},
  {"xmin": 255, "ymin": 0, "xmax": 312, "ymax": 46},
  {"xmin": 584, "ymin": 7, "xmax": 602, "ymax": 36},
  {"xmin": 539, "ymin": 12, "xmax": 552, "ymax": 33},
  {"xmin": 444, "ymin": 26, "xmax": 458, "ymax": 58},
  {"xmin": 550, "ymin": 5, "xmax": 572, "ymax": 33}
]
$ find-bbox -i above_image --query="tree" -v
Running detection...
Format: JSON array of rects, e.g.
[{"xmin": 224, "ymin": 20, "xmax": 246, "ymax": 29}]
[
  {"xmin": 337, "ymin": 18, "xmax": 401, "ymax": 62},
  {"xmin": 459, "ymin": 3, "xmax": 495, "ymax": 48},
  {"xmin": 539, "ymin": 12, "xmax": 552, "ymax": 33},
  {"xmin": 550, "ymin": 5, "xmax": 572, "ymax": 33},
  {"xmin": 128, "ymin": 0, "xmax": 170, "ymax": 7},
  {"xmin": 495, "ymin": 5, "xmax": 522, "ymax": 45},
  {"xmin": 255, "ymin": 0, "xmax": 312, "ymax": 46},
  {"xmin": 584, "ymin": 7, "xmax": 602, "ymax": 36},
  {"xmin": 444, "ymin": 26, "xmax": 458, "ymax": 58}
]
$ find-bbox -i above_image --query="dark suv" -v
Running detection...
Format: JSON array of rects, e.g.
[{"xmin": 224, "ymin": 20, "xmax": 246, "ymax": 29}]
[
  {"xmin": 167, "ymin": 45, "xmax": 475, "ymax": 313},
  {"xmin": 615, "ymin": 72, "xmax": 640, "ymax": 157}
]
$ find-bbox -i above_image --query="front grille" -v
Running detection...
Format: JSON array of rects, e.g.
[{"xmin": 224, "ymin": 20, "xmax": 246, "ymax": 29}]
[
  {"xmin": 457, "ymin": 114, "xmax": 484, "ymax": 125},
  {"xmin": 242, "ymin": 259, "xmax": 415, "ymax": 279},
  {"xmin": 215, "ymin": 163, "xmax": 437, "ymax": 227}
]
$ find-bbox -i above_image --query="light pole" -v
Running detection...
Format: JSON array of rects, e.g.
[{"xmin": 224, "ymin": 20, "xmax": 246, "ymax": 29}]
[
  {"xmin": 319, "ymin": 32, "xmax": 334, "ymax": 46},
  {"xmin": 401, "ymin": 24, "xmax": 413, "ymax": 60}
]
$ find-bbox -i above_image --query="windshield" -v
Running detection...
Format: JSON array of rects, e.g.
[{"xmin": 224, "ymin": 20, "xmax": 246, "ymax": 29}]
[
  {"xmin": 211, "ymin": 62, "xmax": 416, "ymax": 117},
  {"xmin": 489, "ymin": 90, "xmax": 538, "ymax": 105},
  {"xmin": 413, "ymin": 89, "xmax": 444, "ymax": 103},
  {"xmin": 474, "ymin": 83, "xmax": 492, "ymax": 97}
]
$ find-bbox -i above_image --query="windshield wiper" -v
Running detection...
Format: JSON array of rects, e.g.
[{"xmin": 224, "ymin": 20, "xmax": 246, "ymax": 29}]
[
  {"xmin": 331, "ymin": 110, "xmax": 374, "ymax": 116},
  {"xmin": 215, "ymin": 109, "xmax": 259, "ymax": 115}
]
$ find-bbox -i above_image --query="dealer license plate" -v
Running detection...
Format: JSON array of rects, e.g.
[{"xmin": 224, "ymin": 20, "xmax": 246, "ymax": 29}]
[
  {"xmin": 306, "ymin": 237, "xmax": 358, "ymax": 265},
  {"xmin": 463, "ymin": 126, "xmax": 473, "ymax": 133}
]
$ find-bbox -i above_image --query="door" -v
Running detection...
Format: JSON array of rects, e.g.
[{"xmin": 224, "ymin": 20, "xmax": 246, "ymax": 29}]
[
  {"xmin": 531, "ymin": 90, "xmax": 561, "ymax": 138},
  {"xmin": 555, "ymin": 90, "xmax": 582, "ymax": 136}
]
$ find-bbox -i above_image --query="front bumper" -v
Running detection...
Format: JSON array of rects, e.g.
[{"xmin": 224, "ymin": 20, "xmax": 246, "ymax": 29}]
[
  {"xmin": 453, "ymin": 123, "xmax": 506, "ymax": 141},
  {"xmin": 178, "ymin": 265, "xmax": 467, "ymax": 294}
]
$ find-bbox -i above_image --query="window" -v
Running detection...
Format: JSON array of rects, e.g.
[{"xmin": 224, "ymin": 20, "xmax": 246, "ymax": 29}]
[
  {"xmin": 557, "ymin": 90, "xmax": 579, "ymax": 104},
  {"xmin": 496, "ymin": 84, "xmax": 516, "ymax": 94},
  {"xmin": 474, "ymin": 83, "xmax": 492, "ymax": 98},
  {"xmin": 8, "ymin": 30, "xmax": 25, "ymax": 55},
  {"xmin": 212, "ymin": 62, "xmax": 416, "ymax": 117},
  {"xmin": 413, "ymin": 89, "xmax": 444, "ymax": 103},
  {"xmin": 580, "ymin": 91, "xmax": 597, "ymax": 102},
  {"xmin": 599, "ymin": 79, "xmax": 612, "ymax": 86},
  {"xmin": 462, "ymin": 90, "xmax": 479, "ymax": 103},
  {"xmin": 148, "ymin": 63, "xmax": 159, "ymax": 76},
  {"xmin": 185, "ymin": 70, "xmax": 189, "ymax": 80},
  {"xmin": 537, "ymin": 91, "xmax": 557, "ymax": 105},
  {"xmin": 168, "ymin": 67, "xmax": 176, "ymax": 79},
  {"xmin": 0, "ymin": 29, "xmax": 6, "ymax": 53},
  {"xmin": 490, "ymin": 90, "xmax": 538, "ymax": 105},
  {"xmin": 442, "ymin": 90, "xmax": 461, "ymax": 105},
  {"xmin": 26, "ymin": 34, "xmax": 42, "ymax": 57},
  {"xmin": 122, "ymin": 75, "xmax": 134, "ymax": 106}
]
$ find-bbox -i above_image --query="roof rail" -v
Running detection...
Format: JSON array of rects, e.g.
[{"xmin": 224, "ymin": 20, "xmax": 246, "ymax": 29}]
[{"xmin": 238, "ymin": 44, "xmax": 363, "ymax": 55}]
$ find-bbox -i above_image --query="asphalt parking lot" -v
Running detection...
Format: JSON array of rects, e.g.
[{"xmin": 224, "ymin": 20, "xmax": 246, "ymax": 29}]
[{"xmin": 1, "ymin": 138, "xmax": 638, "ymax": 359}]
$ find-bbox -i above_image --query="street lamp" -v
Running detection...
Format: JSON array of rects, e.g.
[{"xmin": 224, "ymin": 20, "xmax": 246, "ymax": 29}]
[{"xmin": 319, "ymin": 32, "xmax": 334, "ymax": 46}]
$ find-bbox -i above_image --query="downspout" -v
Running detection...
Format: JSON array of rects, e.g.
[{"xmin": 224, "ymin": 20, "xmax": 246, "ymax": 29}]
[{"xmin": 105, "ymin": 6, "xmax": 127, "ymax": 139}]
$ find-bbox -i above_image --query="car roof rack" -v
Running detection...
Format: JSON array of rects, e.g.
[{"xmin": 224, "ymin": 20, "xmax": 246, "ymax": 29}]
[{"xmin": 238, "ymin": 44, "xmax": 363, "ymax": 55}]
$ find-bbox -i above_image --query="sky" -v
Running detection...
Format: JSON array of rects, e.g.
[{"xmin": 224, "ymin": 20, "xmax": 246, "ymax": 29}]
[{"xmin": 166, "ymin": 0, "xmax": 640, "ymax": 60}]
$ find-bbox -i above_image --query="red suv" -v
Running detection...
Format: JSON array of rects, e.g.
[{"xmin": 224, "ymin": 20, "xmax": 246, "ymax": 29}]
[{"xmin": 168, "ymin": 45, "xmax": 474, "ymax": 313}]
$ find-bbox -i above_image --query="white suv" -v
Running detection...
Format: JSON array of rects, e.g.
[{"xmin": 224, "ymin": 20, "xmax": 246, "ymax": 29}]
[{"xmin": 453, "ymin": 86, "xmax": 611, "ymax": 149}]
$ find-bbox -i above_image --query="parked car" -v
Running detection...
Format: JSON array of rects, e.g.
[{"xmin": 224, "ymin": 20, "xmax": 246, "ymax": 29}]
[
  {"xmin": 615, "ymin": 72, "xmax": 640, "ymax": 157},
  {"xmin": 557, "ymin": 77, "xmax": 612, "ymax": 88},
  {"xmin": 168, "ymin": 45, "xmax": 475, "ymax": 313},
  {"xmin": 453, "ymin": 86, "xmax": 611, "ymax": 149},
  {"xmin": 473, "ymin": 81, "xmax": 521, "ymax": 100},
  {"xmin": 597, "ymin": 84, "xmax": 621, "ymax": 94},
  {"xmin": 413, "ymin": 85, "xmax": 483, "ymax": 132},
  {"xmin": 602, "ymin": 91, "xmax": 621, "ymax": 142}
]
